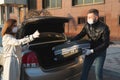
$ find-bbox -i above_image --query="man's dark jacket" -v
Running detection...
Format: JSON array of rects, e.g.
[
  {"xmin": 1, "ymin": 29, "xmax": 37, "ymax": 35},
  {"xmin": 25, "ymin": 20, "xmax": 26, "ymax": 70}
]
[{"xmin": 71, "ymin": 20, "xmax": 110, "ymax": 53}]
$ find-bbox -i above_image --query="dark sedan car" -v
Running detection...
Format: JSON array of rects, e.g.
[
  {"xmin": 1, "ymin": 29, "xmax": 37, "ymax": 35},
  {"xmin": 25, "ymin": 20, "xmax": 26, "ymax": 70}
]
[{"xmin": 0, "ymin": 16, "xmax": 90, "ymax": 80}]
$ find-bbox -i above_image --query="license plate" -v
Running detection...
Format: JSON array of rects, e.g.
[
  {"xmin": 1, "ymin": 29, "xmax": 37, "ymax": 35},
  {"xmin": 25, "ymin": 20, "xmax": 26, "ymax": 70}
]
[
  {"xmin": 54, "ymin": 45, "xmax": 80, "ymax": 56},
  {"xmin": 62, "ymin": 46, "xmax": 79, "ymax": 57}
]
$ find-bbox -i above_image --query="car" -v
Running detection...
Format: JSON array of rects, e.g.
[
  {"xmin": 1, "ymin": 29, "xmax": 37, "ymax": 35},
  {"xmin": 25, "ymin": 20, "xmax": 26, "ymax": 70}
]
[{"xmin": 0, "ymin": 16, "xmax": 90, "ymax": 80}]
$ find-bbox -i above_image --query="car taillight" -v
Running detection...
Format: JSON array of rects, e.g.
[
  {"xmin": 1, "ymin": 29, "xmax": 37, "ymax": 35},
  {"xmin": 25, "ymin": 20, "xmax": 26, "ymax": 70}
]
[{"xmin": 22, "ymin": 51, "xmax": 39, "ymax": 68}]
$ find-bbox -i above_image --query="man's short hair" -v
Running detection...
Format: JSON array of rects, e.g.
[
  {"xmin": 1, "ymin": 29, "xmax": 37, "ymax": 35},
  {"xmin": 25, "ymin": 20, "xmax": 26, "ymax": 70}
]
[{"xmin": 87, "ymin": 9, "xmax": 99, "ymax": 16}]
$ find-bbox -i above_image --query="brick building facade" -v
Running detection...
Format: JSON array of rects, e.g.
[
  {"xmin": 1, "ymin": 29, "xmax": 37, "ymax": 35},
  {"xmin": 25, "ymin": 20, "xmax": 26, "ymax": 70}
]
[
  {"xmin": 34, "ymin": 0, "xmax": 120, "ymax": 40},
  {"xmin": 0, "ymin": 0, "xmax": 120, "ymax": 40}
]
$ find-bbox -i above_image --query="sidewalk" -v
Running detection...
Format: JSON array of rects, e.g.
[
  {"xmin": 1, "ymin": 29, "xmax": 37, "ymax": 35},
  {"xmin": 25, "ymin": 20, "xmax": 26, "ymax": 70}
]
[
  {"xmin": 104, "ymin": 45, "xmax": 120, "ymax": 75},
  {"xmin": 89, "ymin": 43, "xmax": 120, "ymax": 80},
  {"xmin": 92, "ymin": 43, "xmax": 120, "ymax": 78},
  {"xmin": 88, "ymin": 69, "xmax": 120, "ymax": 80}
]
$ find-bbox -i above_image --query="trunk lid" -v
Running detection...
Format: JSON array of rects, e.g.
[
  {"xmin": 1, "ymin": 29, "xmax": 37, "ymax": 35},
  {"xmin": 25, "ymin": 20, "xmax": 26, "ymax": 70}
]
[
  {"xmin": 18, "ymin": 16, "xmax": 90, "ymax": 69},
  {"xmin": 18, "ymin": 16, "xmax": 73, "ymax": 69}
]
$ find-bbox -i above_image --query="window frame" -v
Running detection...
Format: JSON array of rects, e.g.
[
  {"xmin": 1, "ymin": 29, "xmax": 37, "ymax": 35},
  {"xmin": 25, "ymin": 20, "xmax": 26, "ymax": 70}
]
[{"xmin": 72, "ymin": 0, "xmax": 105, "ymax": 6}]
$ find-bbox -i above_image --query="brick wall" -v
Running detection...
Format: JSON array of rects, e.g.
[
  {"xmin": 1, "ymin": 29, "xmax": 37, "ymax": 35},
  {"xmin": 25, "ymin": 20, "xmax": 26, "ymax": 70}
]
[{"xmin": 20, "ymin": 0, "xmax": 120, "ymax": 40}]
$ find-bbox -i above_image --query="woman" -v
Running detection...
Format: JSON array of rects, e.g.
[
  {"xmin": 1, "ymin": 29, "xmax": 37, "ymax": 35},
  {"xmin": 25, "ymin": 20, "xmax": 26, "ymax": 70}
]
[{"xmin": 1, "ymin": 19, "xmax": 40, "ymax": 80}]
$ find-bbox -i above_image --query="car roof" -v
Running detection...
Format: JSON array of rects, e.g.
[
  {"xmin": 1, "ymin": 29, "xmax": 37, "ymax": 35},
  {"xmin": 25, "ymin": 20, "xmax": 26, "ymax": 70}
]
[{"xmin": 23, "ymin": 16, "xmax": 71, "ymax": 25}]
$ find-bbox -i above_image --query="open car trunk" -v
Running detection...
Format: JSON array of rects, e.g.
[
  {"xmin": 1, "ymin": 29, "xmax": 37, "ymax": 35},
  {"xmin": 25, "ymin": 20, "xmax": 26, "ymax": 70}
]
[
  {"xmin": 17, "ymin": 17, "xmax": 75, "ymax": 69},
  {"xmin": 17, "ymin": 16, "xmax": 90, "ymax": 69}
]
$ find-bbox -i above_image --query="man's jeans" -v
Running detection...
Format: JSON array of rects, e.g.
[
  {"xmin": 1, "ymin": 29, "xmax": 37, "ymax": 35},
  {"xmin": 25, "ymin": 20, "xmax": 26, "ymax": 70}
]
[{"xmin": 80, "ymin": 50, "xmax": 106, "ymax": 80}]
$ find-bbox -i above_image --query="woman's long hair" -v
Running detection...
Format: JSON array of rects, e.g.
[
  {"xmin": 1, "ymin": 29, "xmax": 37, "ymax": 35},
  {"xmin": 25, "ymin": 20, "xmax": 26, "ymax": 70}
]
[{"xmin": 1, "ymin": 19, "xmax": 17, "ymax": 37}]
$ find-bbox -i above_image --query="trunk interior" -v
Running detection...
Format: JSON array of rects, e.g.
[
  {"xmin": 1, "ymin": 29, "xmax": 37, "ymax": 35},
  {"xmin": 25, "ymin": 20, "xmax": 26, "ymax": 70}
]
[
  {"xmin": 29, "ymin": 42, "xmax": 76, "ymax": 69},
  {"xmin": 18, "ymin": 18, "xmax": 76, "ymax": 69}
]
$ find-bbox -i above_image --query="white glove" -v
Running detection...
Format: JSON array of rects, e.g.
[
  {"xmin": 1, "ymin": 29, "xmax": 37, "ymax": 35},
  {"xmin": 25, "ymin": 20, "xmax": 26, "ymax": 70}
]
[
  {"xmin": 67, "ymin": 40, "xmax": 71, "ymax": 42},
  {"xmin": 65, "ymin": 40, "xmax": 71, "ymax": 43},
  {"xmin": 83, "ymin": 49, "xmax": 94, "ymax": 56},
  {"xmin": 32, "ymin": 30, "xmax": 40, "ymax": 38}
]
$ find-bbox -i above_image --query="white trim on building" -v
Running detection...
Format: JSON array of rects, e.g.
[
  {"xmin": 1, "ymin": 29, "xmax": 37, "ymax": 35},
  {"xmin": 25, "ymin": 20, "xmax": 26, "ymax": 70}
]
[{"xmin": 0, "ymin": 0, "xmax": 27, "ymax": 5}]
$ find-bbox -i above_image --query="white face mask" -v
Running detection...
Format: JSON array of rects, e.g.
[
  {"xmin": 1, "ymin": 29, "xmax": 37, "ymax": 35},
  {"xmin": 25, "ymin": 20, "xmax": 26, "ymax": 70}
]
[
  {"xmin": 12, "ymin": 27, "xmax": 18, "ymax": 33},
  {"xmin": 87, "ymin": 19, "xmax": 94, "ymax": 25}
]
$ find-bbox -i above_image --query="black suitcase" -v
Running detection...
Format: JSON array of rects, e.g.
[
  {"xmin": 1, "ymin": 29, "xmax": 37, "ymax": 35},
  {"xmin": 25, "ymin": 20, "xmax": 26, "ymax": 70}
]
[{"xmin": 52, "ymin": 41, "xmax": 90, "ymax": 61}]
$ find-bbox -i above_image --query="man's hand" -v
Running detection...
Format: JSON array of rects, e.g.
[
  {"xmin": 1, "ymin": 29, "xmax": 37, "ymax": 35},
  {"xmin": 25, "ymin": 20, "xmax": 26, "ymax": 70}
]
[
  {"xmin": 65, "ymin": 40, "xmax": 71, "ymax": 44},
  {"xmin": 83, "ymin": 49, "xmax": 94, "ymax": 56}
]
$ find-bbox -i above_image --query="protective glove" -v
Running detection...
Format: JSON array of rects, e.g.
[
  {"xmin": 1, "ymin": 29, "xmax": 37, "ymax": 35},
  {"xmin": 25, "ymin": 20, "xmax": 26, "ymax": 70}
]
[
  {"xmin": 83, "ymin": 49, "xmax": 94, "ymax": 56},
  {"xmin": 65, "ymin": 40, "xmax": 71, "ymax": 43},
  {"xmin": 32, "ymin": 30, "xmax": 40, "ymax": 38}
]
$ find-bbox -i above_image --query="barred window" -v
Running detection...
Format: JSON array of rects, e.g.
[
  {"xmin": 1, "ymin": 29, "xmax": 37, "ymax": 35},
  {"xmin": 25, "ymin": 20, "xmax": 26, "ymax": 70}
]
[
  {"xmin": 43, "ymin": 0, "xmax": 62, "ymax": 9},
  {"xmin": 78, "ymin": 17, "xmax": 87, "ymax": 24}
]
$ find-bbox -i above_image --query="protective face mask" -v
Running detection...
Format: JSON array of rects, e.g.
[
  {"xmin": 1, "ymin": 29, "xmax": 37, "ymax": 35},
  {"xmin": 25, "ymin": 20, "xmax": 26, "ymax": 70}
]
[
  {"xmin": 87, "ymin": 19, "xmax": 94, "ymax": 25},
  {"xmin": 12, "ymin": 27, "xmax": 18, "ymax": 33}
]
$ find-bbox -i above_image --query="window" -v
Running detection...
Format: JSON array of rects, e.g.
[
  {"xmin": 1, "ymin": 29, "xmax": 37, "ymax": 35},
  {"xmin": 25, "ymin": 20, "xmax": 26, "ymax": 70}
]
[
  {"xmin": 28, "ymin": 0, "xmax": 37, "ymax": 10},
  {"xmin": 72, "ymin": 0, "xmax": 104, "ymax": 6},
  {"xmin": 78, "ymin": 17, "xmax": 87, "ymax": 24},
  {"xmin": 43, "ymin": 0, "xmax": 62, "ymax": 9},
  {"xmin": 99, "ymin": 16, "xmax": 106, "ymax": 23}
]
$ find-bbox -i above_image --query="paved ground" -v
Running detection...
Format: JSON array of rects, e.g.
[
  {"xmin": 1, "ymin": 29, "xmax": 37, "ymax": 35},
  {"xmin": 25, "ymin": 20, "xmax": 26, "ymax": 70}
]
[
  {"xmin": 0, "ymin": 42, "xmax": 120, "ymax": 80},
  {"xmin": 104, "ymin": 45, "xmax": 120, "ymax": 74},
  {"xmin": 88, "ymin": 69, "xmax": 120, "ymax": 80},
  {"xmin": 88, "ymin": 42, "xmax": 120, "ymax": 80}
]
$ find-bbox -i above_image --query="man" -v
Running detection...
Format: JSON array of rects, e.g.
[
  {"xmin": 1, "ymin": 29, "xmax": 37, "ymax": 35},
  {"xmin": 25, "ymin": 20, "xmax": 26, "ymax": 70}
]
[{"xmin": 70, "ymin": 9, "xmax": 110, "ymax": 80}]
